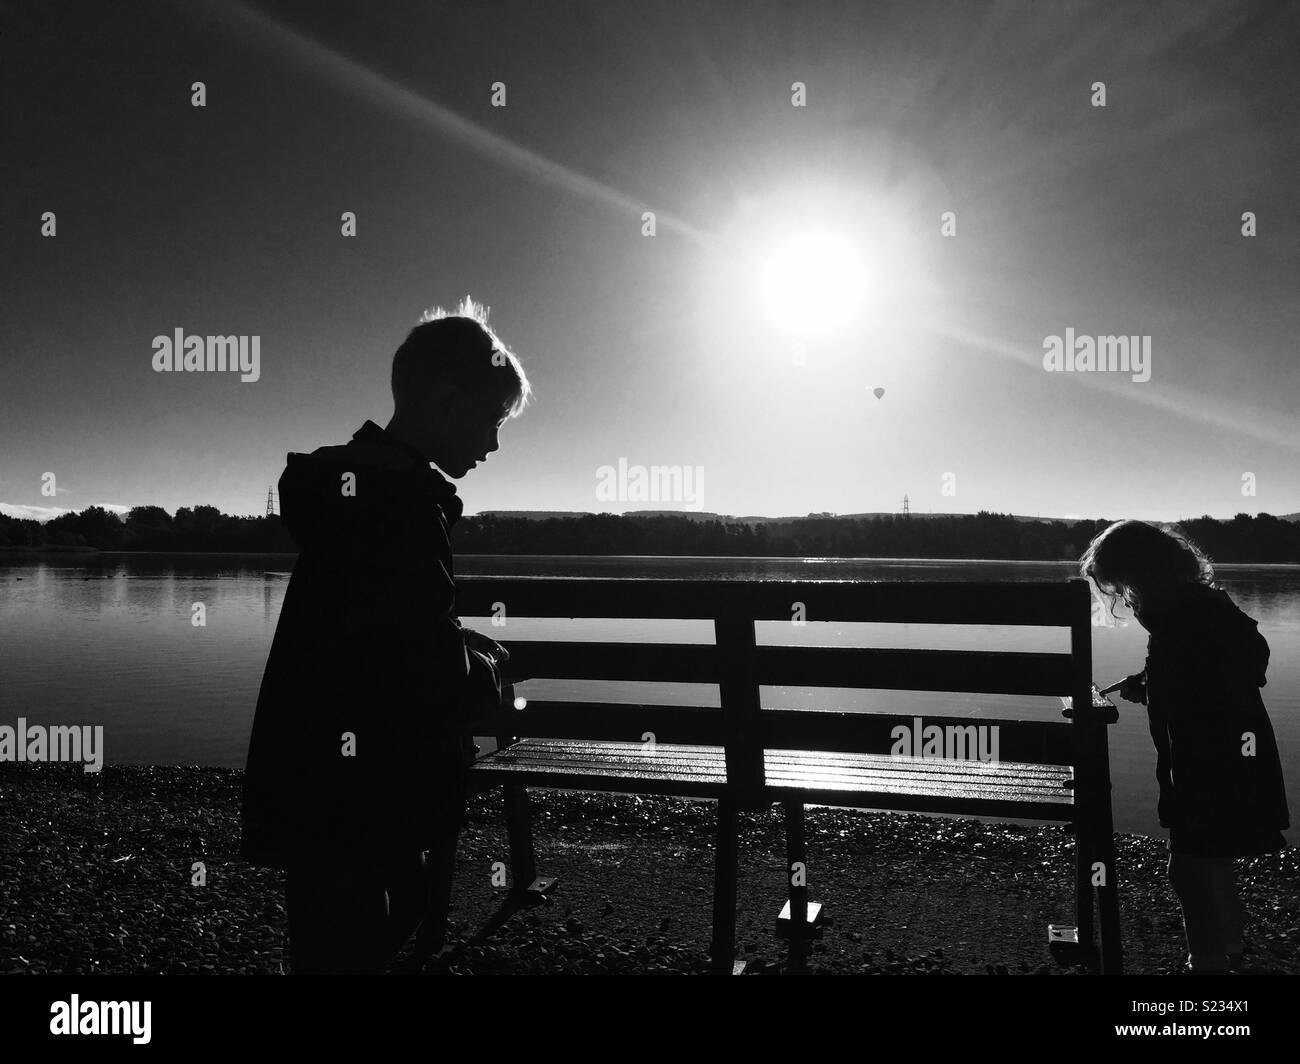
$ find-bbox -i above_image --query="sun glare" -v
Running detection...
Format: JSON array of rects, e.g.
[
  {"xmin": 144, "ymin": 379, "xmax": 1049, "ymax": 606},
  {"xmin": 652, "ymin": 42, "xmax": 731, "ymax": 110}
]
[
  {"xmin": 700, "ymin": 184, "xmax": 931, "ymax": 365},
  {"xmin": 757, "ymin": 231, "xmax": 870, "ymax": 334}
]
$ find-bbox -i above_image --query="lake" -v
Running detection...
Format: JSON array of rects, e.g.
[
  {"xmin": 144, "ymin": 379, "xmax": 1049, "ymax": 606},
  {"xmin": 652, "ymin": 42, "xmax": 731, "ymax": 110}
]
[{"xmin": 2, "ymin": 552, "xmax": 1297, "ymax": 842}]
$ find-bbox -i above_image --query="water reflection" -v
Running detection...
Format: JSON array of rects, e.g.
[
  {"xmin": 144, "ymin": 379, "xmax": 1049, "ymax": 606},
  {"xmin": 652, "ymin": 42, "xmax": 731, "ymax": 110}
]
[{"xmin": 1, "ymin": 552, "xmax": 1295, "ymax": 842}]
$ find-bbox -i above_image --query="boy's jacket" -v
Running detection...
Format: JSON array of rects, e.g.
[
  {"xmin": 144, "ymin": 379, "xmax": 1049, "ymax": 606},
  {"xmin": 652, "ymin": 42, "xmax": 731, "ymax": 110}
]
[
  {"xmin": 240, "ymin": 420, "xmax": 499, "ymax": 868},
  {"xmin": 1139, "ymin": 583, "xmax": 1289, "ymax": 846}
]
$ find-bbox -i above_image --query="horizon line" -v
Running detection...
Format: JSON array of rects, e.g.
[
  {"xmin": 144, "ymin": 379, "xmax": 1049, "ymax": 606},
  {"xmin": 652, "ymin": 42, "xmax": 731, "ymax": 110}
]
[{"xmin": 4, "ymin": 503, "xmax": 1297, "ymax": 526}]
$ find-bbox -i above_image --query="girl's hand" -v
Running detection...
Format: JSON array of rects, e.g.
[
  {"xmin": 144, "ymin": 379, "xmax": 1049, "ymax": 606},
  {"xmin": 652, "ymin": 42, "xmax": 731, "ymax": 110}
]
[
  {"xmin": 1101, "ymin": 672, "xmax": 1146, "ymax": 704},
  {"xmin": 1119, "ymin": 673, "xmax": 1146, "ymax": 703}
]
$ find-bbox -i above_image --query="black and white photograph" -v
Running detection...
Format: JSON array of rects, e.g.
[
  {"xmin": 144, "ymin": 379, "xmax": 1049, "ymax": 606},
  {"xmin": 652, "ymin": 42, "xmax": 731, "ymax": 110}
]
[{"xmin": 1, "ymin": 0, "xmax": 1297, "ymax": 1043}]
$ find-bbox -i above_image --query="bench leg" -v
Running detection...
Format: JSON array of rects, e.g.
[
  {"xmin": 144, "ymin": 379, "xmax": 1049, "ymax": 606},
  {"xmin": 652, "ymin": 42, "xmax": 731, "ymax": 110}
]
[
  {"xmin": 503, "ymin": 782, "xmax": 538, "ymax": 891},
  {"xmin": 710, "ymin": 799, "xmax": 741, "ymax": 974},
  {"xmin": 466, "ymin": 784, "xmax": 556, "ymax": 947},
  {"xmin": 1095, "ymin": 827, "xmax": 1124, "ymax": 975},
  {"xmin": 503, "ymin": 783, "xmax": 558, "ymax": 899},
  {"xmin": 784, "ymin": 800, "xmax": 809, "ymax": 973},
  {"xmin": 785, "ymin": 801, "xmax": 808, "ymax": 920},
  {"xmin": 1074, "ymin": 824, "xmax": 1094, "ymax": 953},
  {"xmin": 1072, "ymin": 817, "xmax": 1107, "ymax": 972}
]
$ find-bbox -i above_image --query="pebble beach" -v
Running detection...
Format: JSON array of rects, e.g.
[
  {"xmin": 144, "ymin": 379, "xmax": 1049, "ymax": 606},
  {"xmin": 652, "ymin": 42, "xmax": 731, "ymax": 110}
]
[{"xmin": 1, "ymin": 763, "xmax": 1296, "ymax": 976}]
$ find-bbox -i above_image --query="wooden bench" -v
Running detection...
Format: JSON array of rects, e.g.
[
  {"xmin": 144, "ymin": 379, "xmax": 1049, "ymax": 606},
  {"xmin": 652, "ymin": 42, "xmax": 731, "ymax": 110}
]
[{"xmin": 457, "ymin": 576, "xmax": 1123, "ymax": 974}]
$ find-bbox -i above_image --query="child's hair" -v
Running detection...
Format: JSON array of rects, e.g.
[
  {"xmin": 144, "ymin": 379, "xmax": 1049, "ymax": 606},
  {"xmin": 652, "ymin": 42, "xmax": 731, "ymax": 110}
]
[
  {"xmin": 392, "ymin": 295, "xmax": 532, "ymax": 418},
  {"xmin": 1079, "ymin": 519, "xmax": 1215, "ymax": 616}
]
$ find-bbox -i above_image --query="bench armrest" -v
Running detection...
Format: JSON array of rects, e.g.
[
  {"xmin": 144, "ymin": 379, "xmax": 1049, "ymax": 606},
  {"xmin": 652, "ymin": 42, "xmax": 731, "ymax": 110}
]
[{"xmin": 1060, "ymin": 683, "xmax": 1120, "ymax": 723}]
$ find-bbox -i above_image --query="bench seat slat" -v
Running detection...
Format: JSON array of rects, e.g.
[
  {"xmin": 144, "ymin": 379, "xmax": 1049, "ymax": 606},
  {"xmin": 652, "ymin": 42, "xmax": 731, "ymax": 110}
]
[
  {"xmin": 475, "ymin": 740, "xmax": 728, "ymax": 774},
  {"xmin": 765, "ymin": 752, "xmax": 1070, "ymax": 783},
  {"xmin": 472, "ymin": 739, "xmax": 731, "ymax": 798},
  {"xmin": 762, "ymin": 786, "xmax": 1072, "ymax": 820},
  {"xmin": 470, "ymin": 739, "xmax": 1075, "ymax": 818},
  {"xmin": 764, "ymin": 770, "xmax": 1069, "ymax": 798},
  {"xmin": 476, "ymin": 703, "xmax": 1075, "ymax": 766}
]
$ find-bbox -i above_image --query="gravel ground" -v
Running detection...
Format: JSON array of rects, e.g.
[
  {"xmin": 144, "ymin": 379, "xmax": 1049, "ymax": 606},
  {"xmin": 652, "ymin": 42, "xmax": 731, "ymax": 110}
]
[{"xmin": 1, "ymin": 763, "xmax": 1296, "ymax": 975}]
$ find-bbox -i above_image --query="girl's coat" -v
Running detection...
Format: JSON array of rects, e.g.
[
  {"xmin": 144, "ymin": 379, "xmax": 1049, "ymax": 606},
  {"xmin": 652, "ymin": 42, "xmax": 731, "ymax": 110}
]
[{"xmin": 1136, "ymin": 583, "xmax": 1289, "ymax": 856}]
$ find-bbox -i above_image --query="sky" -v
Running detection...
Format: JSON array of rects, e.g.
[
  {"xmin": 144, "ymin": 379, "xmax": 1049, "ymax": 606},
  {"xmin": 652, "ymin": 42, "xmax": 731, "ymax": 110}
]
[{"xmin": 2, "ymin": 0, "xmax": 1297, "ymax": 523}]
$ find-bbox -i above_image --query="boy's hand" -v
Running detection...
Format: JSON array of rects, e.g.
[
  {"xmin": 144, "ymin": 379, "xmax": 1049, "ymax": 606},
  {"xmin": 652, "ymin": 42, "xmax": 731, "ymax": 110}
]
[
  {"xmin": 463, "ymin": 628, "xmax": 509, "ymax": 666},
  {"xmin": 459, "ymin": 628, "xmax": 510, "ymax": 724},
  {"xmin": 463, "ymin": 628, "xmax": 529, "ymax": 684}
]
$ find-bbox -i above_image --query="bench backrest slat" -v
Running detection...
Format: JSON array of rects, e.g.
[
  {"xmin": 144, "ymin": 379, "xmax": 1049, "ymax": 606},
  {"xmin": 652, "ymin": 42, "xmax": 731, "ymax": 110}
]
[
  {"xmin": 478, "ymin": 701, "xmax": 731, "ymax": 745},
  {"xmin": 500, "ymin": 641, "xmax": 1074, "ymax": 696},
  {"xmin": 755, "ymin": 647, "xmax": 1075, "ymax": 696},
  {"xmin": 502, "ymin": 641, "xmax": 718, "ymax": 683},
  {"xmin": 457, "ymin": 577, "xmax": 1089, "ymax": 626},
  {"xmin": 475, "ymin": 701, "xmax": 1076, "ymax": 765}
]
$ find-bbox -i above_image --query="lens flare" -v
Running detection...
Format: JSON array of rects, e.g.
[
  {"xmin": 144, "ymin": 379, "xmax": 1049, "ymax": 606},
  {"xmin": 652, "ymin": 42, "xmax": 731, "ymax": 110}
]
[{"xmin": 757, "ymin": 231, "xmax": 871, "ymax": 335}]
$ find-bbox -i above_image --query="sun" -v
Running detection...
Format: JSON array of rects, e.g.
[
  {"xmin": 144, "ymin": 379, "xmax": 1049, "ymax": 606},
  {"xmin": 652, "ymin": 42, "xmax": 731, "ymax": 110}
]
[
  {"xmin": 755, "ymin": 229, "xmax": 873, "ymax": 336},
  {"xmin": 698, "ymin": 184, "xmax": 932, "ymax": 361}
]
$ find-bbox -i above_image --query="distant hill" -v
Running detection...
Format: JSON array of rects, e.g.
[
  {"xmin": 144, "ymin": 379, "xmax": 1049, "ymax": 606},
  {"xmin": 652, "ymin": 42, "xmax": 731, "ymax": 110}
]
[
  {"xmin": 478, "ymin": 509, "xmax": 1081, "ymax": 524},
  {"xmin": 6, "ymin": 505, "xmax": 1298, "ymax": 561},
  {"xmin": 476, "ymin": 510, "xmax": 592, "ymax": 520},
  {"xmin": 481, "ymin": 509, "xmax": 1300, "ymax": 525}
]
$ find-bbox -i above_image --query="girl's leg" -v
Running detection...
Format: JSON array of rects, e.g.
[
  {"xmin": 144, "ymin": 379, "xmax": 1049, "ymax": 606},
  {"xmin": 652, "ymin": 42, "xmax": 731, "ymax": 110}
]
[
  {"xmin": 1167, "ymin": 852, "xmax": 1229, "ymax": 971},
  {"xmin": 1210, "ymin": 860, "xmax": 1245, "ymax": 966}
]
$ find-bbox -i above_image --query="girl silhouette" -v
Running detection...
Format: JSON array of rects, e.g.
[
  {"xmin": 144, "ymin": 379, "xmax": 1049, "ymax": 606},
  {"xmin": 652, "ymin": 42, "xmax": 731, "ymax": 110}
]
[{"xmin": 1081, "ymin": 520, "xmax": 1289, "ymax": 973}]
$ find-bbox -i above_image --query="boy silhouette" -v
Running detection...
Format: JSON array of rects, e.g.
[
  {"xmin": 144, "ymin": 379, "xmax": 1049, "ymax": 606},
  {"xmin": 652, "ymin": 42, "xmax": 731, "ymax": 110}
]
[{"xmin": 240, "ymin": 298, "xmax": 531, "ymax": 973}]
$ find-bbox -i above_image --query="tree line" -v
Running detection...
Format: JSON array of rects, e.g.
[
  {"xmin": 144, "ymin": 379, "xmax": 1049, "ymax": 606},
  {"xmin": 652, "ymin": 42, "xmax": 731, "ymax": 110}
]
[{"xmin": 3, "ymin": 506, "xmax": 1299, "ymax": 563}]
